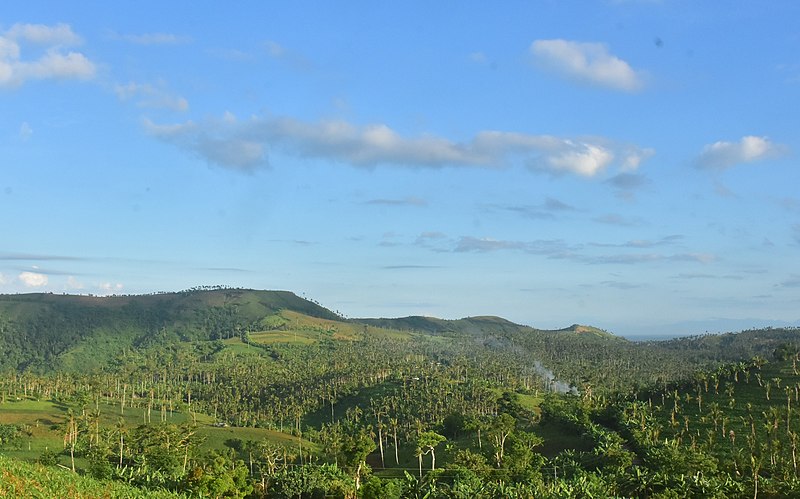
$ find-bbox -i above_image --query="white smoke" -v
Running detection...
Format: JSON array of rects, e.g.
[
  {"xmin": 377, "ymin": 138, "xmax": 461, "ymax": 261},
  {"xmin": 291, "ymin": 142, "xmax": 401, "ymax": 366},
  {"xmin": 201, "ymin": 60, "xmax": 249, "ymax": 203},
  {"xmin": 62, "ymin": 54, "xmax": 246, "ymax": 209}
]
[{"xmin": 533, "ymin": 361, "xmax": 578, "ymax": 394}]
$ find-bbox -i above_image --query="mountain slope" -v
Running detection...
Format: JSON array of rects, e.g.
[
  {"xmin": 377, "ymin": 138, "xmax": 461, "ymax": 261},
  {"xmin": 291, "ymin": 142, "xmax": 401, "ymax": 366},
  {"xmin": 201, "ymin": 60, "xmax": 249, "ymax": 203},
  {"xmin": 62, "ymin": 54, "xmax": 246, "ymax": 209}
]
[{"xmin": 0, "ymin": 288, "xmax": 340, "ymax": 372}]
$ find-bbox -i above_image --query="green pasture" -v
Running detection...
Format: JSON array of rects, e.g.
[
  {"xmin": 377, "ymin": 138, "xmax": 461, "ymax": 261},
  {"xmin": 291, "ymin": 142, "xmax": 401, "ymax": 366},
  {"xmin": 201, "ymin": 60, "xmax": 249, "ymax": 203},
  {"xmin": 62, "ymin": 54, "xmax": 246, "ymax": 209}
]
[{"xmin": 0, "ymin": 395, "xmax": 314, "ymax": 466}]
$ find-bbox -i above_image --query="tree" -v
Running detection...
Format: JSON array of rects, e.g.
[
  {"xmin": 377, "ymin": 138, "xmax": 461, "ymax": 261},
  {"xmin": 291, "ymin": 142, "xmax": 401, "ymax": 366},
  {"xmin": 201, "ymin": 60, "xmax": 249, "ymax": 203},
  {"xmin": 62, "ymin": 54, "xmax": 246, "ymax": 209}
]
[
  {"xmin": 114, "ymin": 418, "xmax": 128, "ymax": 467},
  {"xmin": 339, "ymin": 430, "xmax": 374, "ymax": 490},
  {"xmin": 417, "ymin": 431, "xmax": 446, "ymax": 473},
  {"xmin": 488, "ymin": 413, "xmax": 515, "ymax": 467},
  {"xmin": 185, "ymin": 451, "xmax": 252, "ymax": 498}
]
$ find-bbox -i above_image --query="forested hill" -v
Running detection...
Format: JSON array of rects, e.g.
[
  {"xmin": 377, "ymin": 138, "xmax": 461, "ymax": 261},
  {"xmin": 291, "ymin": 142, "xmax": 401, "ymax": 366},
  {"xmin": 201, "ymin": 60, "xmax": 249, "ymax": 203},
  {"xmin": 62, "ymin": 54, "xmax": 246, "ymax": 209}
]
[
  {"xmin": 0, "ymin": 288, "xmax": 627, "ymax": 373},
  {"xmin": 0, "ymin": 288, "xmax": 340, "ymax": 372},
  {"xmin": 1, "ymin": 287, "xmax": 797, "ymax": 382}
]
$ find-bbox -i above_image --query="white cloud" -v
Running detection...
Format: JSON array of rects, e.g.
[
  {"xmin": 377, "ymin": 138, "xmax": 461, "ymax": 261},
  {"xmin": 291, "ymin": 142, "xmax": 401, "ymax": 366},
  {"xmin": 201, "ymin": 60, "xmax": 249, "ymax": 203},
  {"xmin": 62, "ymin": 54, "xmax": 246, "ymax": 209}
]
[
  {"xmin": 544, "ymin": 142, "xmax": 613, "ymax": 176},
  {"xmin": 264, "ymin": 40, "xmax": 285, "ymax": 58},
  {"xmin": 6, "ymin": 23, "xmax": 82, "ymax": 45},
  {"xmin": 18, "ymin": 271, "xmax": 48, "ymax": 287},
  {"xmin": 144, "ymin": 113, "xmax": 652, "ymax": 177},
  {"xmin": 530, "ymin": 39, "xmax": 644, "ymax": 92},
  {"xmin": 66, "ymin": 276, "xmax": 84, "ymax": 289},
  {"xmin": 261, "ymin": 40, "xmax": 311, "ymax": 70},
  {"xmin": 143, "ymin": 118, "xmax": 264, "ymax": 171},
  {"xmin": 696, "ymin": 135, "xmax": 786, "ymax": 169},
  {"xmin": 0, "ymin": 272, "xmax": 7, "ymax": 285},
  {"xmin": 115, "ymin": 81, "xmax": 189, "ymax": 111},
  {"xmin": 19, "ymin": 121, "xmax": 32, "ymax": 140},
  {"xmin": 98, "ymin": 282, "xmax": 124, "ymax": 293},
  {"xmin": 469, "ymin": 51, "xmax": 488, "ymax": 64},
  {"xmin": 0, "ymin": 23, "xmax": 95, "ymax": 88}
]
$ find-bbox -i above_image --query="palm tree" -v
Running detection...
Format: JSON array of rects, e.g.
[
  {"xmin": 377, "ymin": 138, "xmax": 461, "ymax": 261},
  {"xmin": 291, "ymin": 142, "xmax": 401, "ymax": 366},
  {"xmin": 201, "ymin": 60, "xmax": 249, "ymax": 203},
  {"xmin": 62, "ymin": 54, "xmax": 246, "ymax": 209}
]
[
  {"xmin": 115, "ymin": 418, "xmax": 127, "ymax": 467},
  {"xmin": 389, "ymin": 417, "xmax": 400, "ymax": 465}
]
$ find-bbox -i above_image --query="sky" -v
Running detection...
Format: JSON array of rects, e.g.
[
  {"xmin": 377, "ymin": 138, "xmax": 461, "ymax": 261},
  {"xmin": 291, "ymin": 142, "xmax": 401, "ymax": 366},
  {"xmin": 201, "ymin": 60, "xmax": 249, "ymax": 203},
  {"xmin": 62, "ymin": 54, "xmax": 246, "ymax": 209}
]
[{"xmin": 2, "ymin": 1, "xmax": 799, "ymax": 337}]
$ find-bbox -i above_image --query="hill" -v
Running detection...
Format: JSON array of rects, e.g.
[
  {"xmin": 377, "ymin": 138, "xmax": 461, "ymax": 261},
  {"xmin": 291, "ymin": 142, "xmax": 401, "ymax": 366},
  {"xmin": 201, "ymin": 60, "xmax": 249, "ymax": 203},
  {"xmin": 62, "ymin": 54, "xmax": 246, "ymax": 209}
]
[
  {"xmin": 2, "ymin": 288, "xmax": 800, "ymax": 497},
  {"xmin": 0, "ymin": 288, "xmax": 340, "ymax": 372},
  {"xmin": 1, "ymin": 288, "xmax": 796, "ymax": 389},
  {"xmin": 1, "ymin": 288, "xmax": 630, "ymax": 374}
]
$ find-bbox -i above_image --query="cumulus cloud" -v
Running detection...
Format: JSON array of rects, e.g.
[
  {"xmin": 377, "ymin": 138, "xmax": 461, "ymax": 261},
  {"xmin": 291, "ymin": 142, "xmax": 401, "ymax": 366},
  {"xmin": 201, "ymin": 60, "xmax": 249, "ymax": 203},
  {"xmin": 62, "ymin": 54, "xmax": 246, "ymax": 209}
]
[
  {"xmin": 6, "ymin": 23, "xmax": 81, "ymax": 45},
  {"xmin": 696, "ymin": 135, "xmax": 786, "ymax": 169},
  {"xmin": 18, "ymin": 271, "xmax": 48, "ymax": 287},
  {"xmin": 144, "ymin": 113, "xmax": 652, "ymax": 177},
  {"xmin": 0, "ymin": 23, "xmax": 95, "ymax": 88},
  {"xmin": 530, "ymin": 39, "xmax": 644, "ymax": 92},
  {"xmin": 115, "ymin": 81, "xmax": 189, "ymax": 111},
  {"xmin": 0, "ymin": 272, "xmax": 7, "ymax": 285}
]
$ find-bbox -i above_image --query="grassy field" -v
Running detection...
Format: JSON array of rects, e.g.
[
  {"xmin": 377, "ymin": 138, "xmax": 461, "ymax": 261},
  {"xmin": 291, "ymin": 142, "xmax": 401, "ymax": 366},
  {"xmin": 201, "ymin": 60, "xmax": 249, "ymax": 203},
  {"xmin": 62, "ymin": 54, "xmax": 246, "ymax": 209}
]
[{"xmin": 0, "ymin": 395, "xmax": 313, "ymax": 467}]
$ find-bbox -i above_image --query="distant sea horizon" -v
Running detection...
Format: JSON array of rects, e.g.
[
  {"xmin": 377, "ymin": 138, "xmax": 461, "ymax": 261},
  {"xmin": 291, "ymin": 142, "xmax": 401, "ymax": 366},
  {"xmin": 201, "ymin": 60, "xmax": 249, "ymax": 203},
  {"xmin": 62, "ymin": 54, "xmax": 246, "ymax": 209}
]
[
  {"xmin": 622, "ymin": 333, "xmax": 694, "ymax": 342},
  {"xmin": 616, "ymin": 318, "xmax": 800, "ymax": 342}
]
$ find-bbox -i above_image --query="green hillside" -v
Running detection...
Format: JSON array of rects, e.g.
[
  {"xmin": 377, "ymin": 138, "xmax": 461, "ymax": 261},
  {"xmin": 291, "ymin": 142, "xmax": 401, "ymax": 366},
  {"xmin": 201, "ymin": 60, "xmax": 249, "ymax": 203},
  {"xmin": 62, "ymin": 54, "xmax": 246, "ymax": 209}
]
[
  {"xmin": 0, "ymin": 288, "xmax": 341, "ymax": 372},
  {"xmin": 2, "ymin": 289, "xmax": 800, "ymax": 497}
]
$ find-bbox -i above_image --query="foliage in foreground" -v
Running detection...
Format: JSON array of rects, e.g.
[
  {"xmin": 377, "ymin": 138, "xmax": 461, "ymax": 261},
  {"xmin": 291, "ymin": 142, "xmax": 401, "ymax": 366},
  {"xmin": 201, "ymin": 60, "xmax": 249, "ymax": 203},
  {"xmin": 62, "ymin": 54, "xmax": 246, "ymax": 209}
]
[{"xmin": 0, "ymin": 453, "xmax": 184, "ymax": 498}]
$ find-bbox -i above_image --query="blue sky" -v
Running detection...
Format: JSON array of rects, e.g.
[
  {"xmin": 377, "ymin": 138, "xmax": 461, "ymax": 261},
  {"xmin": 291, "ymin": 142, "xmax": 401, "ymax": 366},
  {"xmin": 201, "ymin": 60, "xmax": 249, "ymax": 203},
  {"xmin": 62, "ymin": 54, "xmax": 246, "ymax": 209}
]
[{"xmin": 2, "ymin": 1, "xmax": 799, "ymax": 337}]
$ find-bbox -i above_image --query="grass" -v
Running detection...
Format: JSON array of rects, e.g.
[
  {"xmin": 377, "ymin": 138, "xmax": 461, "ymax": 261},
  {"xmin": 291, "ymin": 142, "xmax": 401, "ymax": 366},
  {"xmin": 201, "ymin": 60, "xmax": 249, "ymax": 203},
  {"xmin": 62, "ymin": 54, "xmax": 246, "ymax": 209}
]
[
  {"xmin": 249, "ymin": 330, "xmax": 318, "ymax": 345},
  {"xmin": 56, "ymin": 326, "xmax": 142, "ymax": 372},
  {"xmin": 302, "ymin": 380, "xmax": 404, "ymax": 427},
  {"xmin": 0, "ymin": 454, "xmax": 185, "ymax": 498},
  {"xmin": 0, "ymin": 395, "xmax": 315, "ymax": 466},
  {"xmin": 199, "ymin": 424, "xmax": 317, "ymax": 453}
]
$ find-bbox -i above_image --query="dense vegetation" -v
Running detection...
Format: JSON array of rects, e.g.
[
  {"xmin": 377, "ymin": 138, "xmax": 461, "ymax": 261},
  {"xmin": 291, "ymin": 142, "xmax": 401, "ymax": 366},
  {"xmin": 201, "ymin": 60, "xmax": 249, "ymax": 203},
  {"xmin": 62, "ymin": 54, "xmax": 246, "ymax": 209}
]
[{"xmin": 1, "ymin": 288, "xmax": 798, "ymax": 497}]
